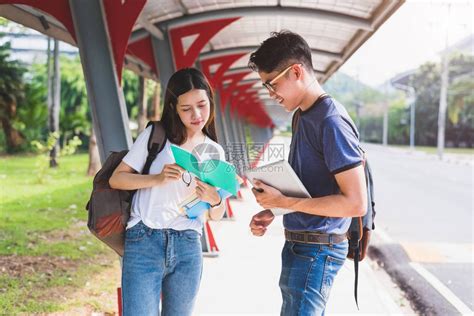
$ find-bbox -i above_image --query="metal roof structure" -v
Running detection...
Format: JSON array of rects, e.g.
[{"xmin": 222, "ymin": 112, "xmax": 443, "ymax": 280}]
[{"xmin": 0, "ymin": 0, "xmax": 405, "ymax": 162}]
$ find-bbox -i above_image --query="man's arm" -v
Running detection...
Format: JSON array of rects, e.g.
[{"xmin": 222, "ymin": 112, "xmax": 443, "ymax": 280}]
[{"xmin": 252, "ymin": 164, "xmax": 367, "ymax": 218}]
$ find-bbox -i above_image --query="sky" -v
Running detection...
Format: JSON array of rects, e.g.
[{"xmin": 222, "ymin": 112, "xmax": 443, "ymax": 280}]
[{"xmin": 340, "ymin": 0, "xmax": 474, "ymax": 87}]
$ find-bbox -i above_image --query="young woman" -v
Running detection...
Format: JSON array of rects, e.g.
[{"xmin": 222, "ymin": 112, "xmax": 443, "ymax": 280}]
[{"xmin": 109, "ymin": 68, "xmax": 227, "ymax": 315}]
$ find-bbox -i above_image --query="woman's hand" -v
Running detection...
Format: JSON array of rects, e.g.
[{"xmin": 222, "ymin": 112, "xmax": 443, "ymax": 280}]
[
  {"xmin": 195, "ymin": 178, "xmax": 220, "ymax": 206},
  {"xmin": 156, "ymin": 164, "xmax": 184, "ymax": 185}
]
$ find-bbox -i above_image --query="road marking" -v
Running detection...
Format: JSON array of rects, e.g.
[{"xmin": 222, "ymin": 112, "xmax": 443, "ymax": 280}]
[
  {"xmin": 402, "ymin": 242, "xmax": 473, "ymax": 263},
  {"xmin": 410, "ymin": 262, "xmax": 473, "ymax": 315},
  {"xmin": 401, "ymin": 242, "xmax": 445, "ymax": 263}
]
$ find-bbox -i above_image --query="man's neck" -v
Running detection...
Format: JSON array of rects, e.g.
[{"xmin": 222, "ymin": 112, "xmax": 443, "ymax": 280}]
[{"xmin": 298, "ymin": 79, "xmax": 326, "ymax": 112}]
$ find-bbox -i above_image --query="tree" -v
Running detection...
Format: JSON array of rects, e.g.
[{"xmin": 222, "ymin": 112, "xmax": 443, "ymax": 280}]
[
  {"xmin": 410, "ymin": 62, "xmax": 441, "ymax": 146},
  {"xmin": 49, "ymin": 38, "xmax": 61, "ymax": 167},
  {"xmin": 30, "ymin": 55, "xmax": 96, "ymax": 172},
  {"xmin": 16, "ymin": 72, "xmax": 48, "ymax": 144},
  {"xmin": 387, "ymin": 97, "xmax": 410, "ymax": 145},
  {"xmin": 446, "ymin": 54, "xmax": 474, "ymax": 147},
  {"xmin": 324, "ymin": 72, "xmax": 387, "ymax": 143},
  {"xmin": 57, "ymin": 56, "xmax": 89, "ymax": 144},
  {"xmin": 149, "ymin": 80, "xmax": 162, "ymax": 121},
  {"xmin": 0, "ymin": 41, "xmax": 26, "ymax": 152},
  {"xmin": 137, "ymin": 76, "xmax": 147, "ymax": 133},
  {"xmin": 87, "ymin": 127, "xmax": 100, "ymax": 176},
  {"xmin": 122, "ymin": 69, "xmax": 139, "ymax": 120},
  {"xmin": 57, "ymin": 56, "xmax": 99, "ymax": 174},
  {"xmin": 410, "ymin": 54, "xmax": 474, "ymax": 147}
]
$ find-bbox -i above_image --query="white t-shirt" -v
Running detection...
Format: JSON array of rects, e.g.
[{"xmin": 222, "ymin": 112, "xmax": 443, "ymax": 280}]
[{"xmin": 123, "ymin": 126, "xmax": 226, "ymax": 233}]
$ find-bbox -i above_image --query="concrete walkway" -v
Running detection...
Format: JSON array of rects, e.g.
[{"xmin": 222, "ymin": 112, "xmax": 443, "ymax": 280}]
[{"xmin": 194, "ymin": 187, "xmax": 410, "ymax": 315}]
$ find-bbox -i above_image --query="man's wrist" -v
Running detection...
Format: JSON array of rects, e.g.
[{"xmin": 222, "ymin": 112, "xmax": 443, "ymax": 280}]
[{"xmin": 278, "ymin": 195, "xmax": 292, "ymax": 209}]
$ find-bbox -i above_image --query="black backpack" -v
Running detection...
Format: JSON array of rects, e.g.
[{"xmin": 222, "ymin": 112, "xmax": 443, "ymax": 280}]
[
  {"xmin": 346, "ymin": 146, "xmax": 375, "ymax": 308},
  {"xmin": 86, "ymin": 121, "xmax": 166, "ymax": 256}
]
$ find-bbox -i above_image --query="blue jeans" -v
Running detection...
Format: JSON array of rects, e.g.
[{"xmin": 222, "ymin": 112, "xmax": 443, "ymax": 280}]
[
  {"xmin": 121, "ymin": 221, "xmax": 203, "ymax": 316},
  {"xmin": 279, "ymin": 240, "xmax": 348, "ymax": 316}
]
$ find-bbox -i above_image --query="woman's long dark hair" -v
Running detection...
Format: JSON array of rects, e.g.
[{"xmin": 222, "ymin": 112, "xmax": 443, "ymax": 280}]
[{"xmin": 161, "ymin": 68, "xmax": 217, "ymax": 145}]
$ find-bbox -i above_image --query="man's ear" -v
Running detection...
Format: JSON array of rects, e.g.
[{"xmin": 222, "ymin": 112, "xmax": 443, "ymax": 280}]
[{"xmin": 293, "ymin": 64, "xmax": 303, "ymax": 80}]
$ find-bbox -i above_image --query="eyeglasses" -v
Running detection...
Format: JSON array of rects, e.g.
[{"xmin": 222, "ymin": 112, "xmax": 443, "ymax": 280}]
[
  {"xmin": 262, "ymin": 64, "xmax": 299, "ymax": 94},
  {"xmin": 182, "ymin": 171, "xmax": 192, "ymax": 187}
]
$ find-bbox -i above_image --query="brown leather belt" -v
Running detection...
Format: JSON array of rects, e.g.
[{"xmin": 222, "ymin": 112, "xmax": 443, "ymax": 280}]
[{"xmin": 284, "ymin": 229, "xmax": 347, "ymax": 245}]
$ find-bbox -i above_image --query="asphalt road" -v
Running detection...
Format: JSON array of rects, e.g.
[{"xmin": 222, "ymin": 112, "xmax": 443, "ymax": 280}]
[{"xmin": 364, "ymin": 143, "xmax": 473, "ymax": 315}]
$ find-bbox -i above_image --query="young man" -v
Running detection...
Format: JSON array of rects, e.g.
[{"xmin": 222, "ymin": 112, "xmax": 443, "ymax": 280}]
[{"xmin": 248, "ymin": 31, "xmax": 367, "ymax": 315}]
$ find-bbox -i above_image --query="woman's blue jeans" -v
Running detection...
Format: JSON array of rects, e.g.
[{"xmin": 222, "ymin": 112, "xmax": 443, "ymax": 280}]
[
  {"xmin": 121, "ymin": 221, "xmax": 203, "ymax": 316},
  {"xmin": 279, "ymin": 240, "xmax": 348, "ymax": 316}
]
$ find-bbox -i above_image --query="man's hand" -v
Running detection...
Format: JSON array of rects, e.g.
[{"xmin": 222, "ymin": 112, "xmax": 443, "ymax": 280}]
[
  {"xmin": 251, "ymin": 179, "xmax": 285, "ymax": 209},
  {"xmin": 249, "ymin": 209, "xmax": 275, "ymax": 236}
]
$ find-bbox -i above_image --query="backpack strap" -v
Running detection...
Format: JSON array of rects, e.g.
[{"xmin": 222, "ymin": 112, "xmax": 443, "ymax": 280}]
[
  {"xmin": 339, "ymin": 116, "xmax": 366, "ymax": 308},
  {"xmin": 291, "ymin": 109, "xmax": 301, "ymax": 132},
  {"xmin": 350, "ymin": 151, "xmax": 374, "ymax": 309},
  {"xmin": 142, "ymin": 121, "xmax": 167, "ymax": 175},
  {"xmin": 352, "ymin": 232, "xmax": 361, "ymax": 309},
  {"xmin": 350, "ymin": 147, "xmax": 366, "ymax": 309},
  {"xmin": 349, "ymin": 216, "xmax": 363, "ymax": 309}
]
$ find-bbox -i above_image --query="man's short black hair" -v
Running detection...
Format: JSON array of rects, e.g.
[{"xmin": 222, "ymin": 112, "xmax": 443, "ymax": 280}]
[{"xmin": 248, "ymin": 30, "xmax": 313, "ymax": 73}]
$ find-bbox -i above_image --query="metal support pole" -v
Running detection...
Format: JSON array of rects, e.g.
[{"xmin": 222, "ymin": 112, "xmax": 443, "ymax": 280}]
[
  {"xmin": 437, "ymin": 53, "xmax": 449, "ymax": 159},
  {"xmin": 213, "ymin": 91, "xmax": 228, "ymax": 145},
  {"xmin": 409, "ymin": 99, "xmax": 416, "ymax": 150},
  {"xmin": 69, "ymin": 0, "xmax": 131, "ymax": 162},
  {"xmin": 383, "ymin": 104, "xmax": 388, "ymax": 147},
  {"xmin": 151, "ymin": 31, "xmax": 175, "ymax": 92}
]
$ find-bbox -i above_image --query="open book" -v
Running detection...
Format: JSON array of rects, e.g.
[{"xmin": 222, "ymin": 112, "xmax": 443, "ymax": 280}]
[
  {"xmin": 171, "ymin": 144, "xmax": 240, "ymax": 218},
  {"xmin": 178, "ymin": 189, "xmax": 233, "ymax": 219}
]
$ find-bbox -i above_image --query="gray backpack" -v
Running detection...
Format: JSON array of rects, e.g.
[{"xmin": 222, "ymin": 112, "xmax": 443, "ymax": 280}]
[{"xmin": 86, "ymin": 121, "xmax": 166, "ymax": 256}]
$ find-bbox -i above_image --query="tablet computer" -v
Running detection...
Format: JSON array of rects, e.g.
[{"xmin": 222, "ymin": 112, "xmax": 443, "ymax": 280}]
[{"xmin": 245, "ymin": 160, "xmax": 311, "ymax": 215}]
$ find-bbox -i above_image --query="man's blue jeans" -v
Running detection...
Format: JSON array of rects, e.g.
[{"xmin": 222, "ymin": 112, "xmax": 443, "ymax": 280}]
[
  {"xmin": 279, "ymin": 240, "xmax": 348, "ymax": 316},
  {"xmin": 121, "ymin": 221, "xmax": 203, "ymax": 316}
]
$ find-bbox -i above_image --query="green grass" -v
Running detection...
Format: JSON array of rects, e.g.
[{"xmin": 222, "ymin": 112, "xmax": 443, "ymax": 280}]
[
  {"xmin": 0, "ymin": 154, "xmax": 96, "ymax": 256},
  {"xmin": 0, "ymin": 273, "xmax": 70, "ymax": 312},
  {"xmin": 0, "ymin": 153, "xmax": 114, "ymax": 313},
  {"xmin": 278, "ymin": 130, "xmax": 293, "ymax": 137}
]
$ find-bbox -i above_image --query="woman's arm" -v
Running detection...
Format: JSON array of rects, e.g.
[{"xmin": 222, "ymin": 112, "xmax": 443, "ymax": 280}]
[
  {"xmin": 195, "ymin": 179, "xmax": 226, "ymax": 221},
  {"xmin": 208, "ymin": 197, "xmax": 226, "ymax": 221},
  {"xmin": 109, "ymin": 161, "xmax": 184, "ymax": 190}
]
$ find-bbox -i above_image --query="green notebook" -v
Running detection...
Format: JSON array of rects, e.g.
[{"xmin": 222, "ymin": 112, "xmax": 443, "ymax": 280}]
[{"xmin": 170, "ymin": 145, "xmax": 239, "ymax": 196}]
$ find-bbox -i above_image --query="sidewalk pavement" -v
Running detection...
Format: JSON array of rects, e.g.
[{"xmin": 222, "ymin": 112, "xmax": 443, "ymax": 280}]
[{"xmin": 194, "ymin": 187, "xmax": 410, "ymax": 315}]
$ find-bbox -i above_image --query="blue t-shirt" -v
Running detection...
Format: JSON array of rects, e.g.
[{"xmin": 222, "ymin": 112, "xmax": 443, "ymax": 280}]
[{"xmin": 285, "ymin": 95, "xmax": 362, "ymax": 234}]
